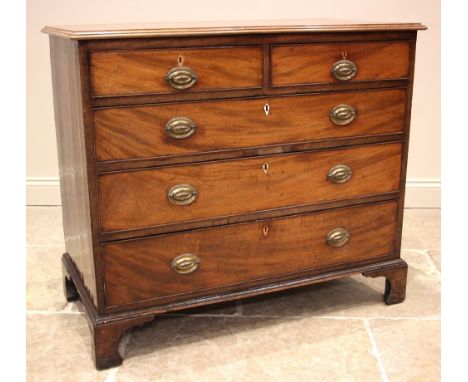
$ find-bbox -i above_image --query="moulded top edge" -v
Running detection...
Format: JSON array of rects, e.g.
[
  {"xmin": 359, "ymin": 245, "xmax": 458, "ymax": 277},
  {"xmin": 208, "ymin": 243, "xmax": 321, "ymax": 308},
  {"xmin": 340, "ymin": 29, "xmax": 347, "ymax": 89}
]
[{"xmin": 41, "ymin": 20, "xmax": 427, "ymax": 40}]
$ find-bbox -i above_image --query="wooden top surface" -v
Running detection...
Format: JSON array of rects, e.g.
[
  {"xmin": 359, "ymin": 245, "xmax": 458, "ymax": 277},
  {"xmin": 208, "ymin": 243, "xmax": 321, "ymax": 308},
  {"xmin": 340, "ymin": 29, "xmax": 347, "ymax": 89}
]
[{"xmin": 42, "ymin": 19, "xmax": 427, "ymax": 40}]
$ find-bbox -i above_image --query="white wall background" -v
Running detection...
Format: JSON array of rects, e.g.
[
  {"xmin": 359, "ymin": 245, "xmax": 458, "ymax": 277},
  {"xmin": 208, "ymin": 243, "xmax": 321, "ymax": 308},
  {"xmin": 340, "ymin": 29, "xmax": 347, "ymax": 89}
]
[{"xmin": 26, "ymin": 0, "xmax": 440, "ymax": 207}]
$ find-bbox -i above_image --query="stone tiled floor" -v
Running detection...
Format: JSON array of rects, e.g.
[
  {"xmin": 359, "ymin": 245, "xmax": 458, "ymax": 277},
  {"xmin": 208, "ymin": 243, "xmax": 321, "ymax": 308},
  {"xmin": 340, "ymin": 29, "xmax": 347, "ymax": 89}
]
[{"xmin": 26, "ymin": 207, "xmax": 440, "ymax": 382}]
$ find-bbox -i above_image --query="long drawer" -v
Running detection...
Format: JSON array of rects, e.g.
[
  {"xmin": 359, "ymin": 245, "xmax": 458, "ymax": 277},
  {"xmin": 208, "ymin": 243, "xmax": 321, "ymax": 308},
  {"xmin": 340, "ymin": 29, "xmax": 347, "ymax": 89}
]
[
  {"xmin": 98, "ymin": 143, "xmax": 402, "ymax": 233},
  {"xmin": 94, "ymin": 89, "xmax": 406, "ymax": 162},
  {"xmin": 90, "ymin": 46, "xmax": 263, "ymax": 97},
  {"xmin": 102, "ymin": 201, "xmax": 398, "ymax": 307}
]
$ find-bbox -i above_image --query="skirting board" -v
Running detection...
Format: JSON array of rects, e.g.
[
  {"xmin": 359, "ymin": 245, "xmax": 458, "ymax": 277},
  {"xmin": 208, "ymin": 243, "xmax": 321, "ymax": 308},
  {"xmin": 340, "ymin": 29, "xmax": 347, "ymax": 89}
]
[
  {"xmin": 26, "ymin": 177, "xmax": 441, "ymax": 208},
  {"xmin": 403, "ymin": 178, "xmax": 441, "ymax": 208}
]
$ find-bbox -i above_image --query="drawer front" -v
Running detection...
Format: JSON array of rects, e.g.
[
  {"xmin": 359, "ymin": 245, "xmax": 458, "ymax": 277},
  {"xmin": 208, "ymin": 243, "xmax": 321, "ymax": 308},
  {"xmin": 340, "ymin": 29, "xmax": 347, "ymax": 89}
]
[
  {"xmin": 98, "ymin": 143, "xmax": 402, "ymax": 232},
  {"xmin": 90, "ymin": 46, "xmax": 263, "ymax": 97},
  {"xmin": 94, "ymin": 89, "xmax": 406, "ymax": 162},
  {"xmin": 271, "ymin": 42, "xmax": 410, "ymax": 86},
  {"xmin": 103, "ymin": 202, "xmax": 398, "ymax": 307}
]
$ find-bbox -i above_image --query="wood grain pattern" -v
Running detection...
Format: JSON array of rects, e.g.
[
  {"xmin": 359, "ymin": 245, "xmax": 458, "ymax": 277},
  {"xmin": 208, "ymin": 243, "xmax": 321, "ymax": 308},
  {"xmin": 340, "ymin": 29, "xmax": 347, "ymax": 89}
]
[
  {"xmin": 82, "ymin": 30, "xmax": 417, "ymax": 107},
  {"xmin": 103, "ymin": 201, "xmax": 397, "ymax": 307},
  {"xmin": 96, "ymin": 133, "xmax": 405, "ymax": 174},
  {"xmin": 49, "ymin": 37, "xmax": 98, "ymax": 306},
  {"xmin": 90, "ymin": 46, "xmax": 263, "ymax": 97},
  {"xmin": 91, "ymin": 80, "xmax": 410, "ymax": 108},
  {"xmin": 64, "ymin": 245, "xmax": 406, "ymax": 317},
  {"xmin": 98, "ymin": 143, "xmax": 402, "ymax": 233},
  {"xmin": 41, "ymin": 20, "xmax": 426, "ymax": 40},
  {"xmin": 100, "ymin": 193, "xmax": 400, "ymax": 242},
  {"xmin": 63, "ymin": 245, "xmax": 408, "ymax": 368},
  {"xmin": 272, "ymin": 41, "xmax": 410, "ymax": 86},
  {"xmin": 46, "ymin": 25, "xmax": 424, "ymax": 370},
  {"xmin": 94, "ymin": 89, "xmax": 406, "ymax": 162}
]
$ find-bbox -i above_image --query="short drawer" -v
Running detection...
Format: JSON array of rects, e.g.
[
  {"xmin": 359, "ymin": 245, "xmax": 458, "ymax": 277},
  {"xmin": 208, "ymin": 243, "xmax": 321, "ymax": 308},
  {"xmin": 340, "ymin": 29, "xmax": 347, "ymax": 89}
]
[
  {"xmin": 271, "ymin": 41, "xmax": 410, "ymax": 87},
  {"xmin": 102, "ymin": 201, "xmax": 398, "ymax": 307},
  {"xmin": 98, "ymin": 143, "xmax": 402, "ymax": 233},
  {"xmin": 90, "ymin": 46, "xmax": 263, "ymax": 97},
  {"xmin": 94, "ymin": 89, "xmax": 406, "ymax": 162}
]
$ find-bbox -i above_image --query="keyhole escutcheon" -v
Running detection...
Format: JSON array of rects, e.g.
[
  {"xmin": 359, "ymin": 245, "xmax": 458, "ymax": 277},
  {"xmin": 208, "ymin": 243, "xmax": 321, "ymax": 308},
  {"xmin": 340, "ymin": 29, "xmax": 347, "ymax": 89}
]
[
  {"xmin": 262, "ymin": 162, "xmax": 269, "ymax": 174},
  {"xmin": 262, "ymin": 225, "xmax": 270, "ymax": 237},
  {"xmin": 264, "ymin": 103, "xmax": 270, "ymax": 116},
  {"xmin": 177, "ymin": 55, "xmax": 184, "ymax": 66}
]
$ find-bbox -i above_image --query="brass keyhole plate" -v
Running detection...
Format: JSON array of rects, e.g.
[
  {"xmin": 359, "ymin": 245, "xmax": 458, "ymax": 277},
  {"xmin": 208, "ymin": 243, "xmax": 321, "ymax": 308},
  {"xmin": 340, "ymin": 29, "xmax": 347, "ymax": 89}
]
[{"xmin": 262, "ymin": 163, "xmax": 269, "ymax": 174}]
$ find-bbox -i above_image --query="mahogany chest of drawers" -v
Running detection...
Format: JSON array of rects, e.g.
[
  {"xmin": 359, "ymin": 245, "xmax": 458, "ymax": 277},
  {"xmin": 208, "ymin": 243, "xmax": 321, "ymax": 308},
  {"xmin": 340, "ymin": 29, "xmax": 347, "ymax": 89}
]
[{"xmin": 43, "ymin": 20, "xmax": 426, "ymax": 369}]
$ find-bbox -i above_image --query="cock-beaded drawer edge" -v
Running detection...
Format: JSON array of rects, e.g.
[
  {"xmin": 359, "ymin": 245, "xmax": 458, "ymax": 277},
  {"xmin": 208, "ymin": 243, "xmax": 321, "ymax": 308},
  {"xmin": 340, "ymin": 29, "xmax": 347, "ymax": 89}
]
[{"xmin": 43, "ymin": 20, "xmax": 426, "ymax": 370}]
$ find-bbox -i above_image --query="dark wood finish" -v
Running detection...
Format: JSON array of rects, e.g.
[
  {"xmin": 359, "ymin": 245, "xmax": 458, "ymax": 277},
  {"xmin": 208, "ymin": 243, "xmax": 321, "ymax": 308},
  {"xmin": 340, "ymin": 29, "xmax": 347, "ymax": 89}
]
[
  {"xmin": 64, "ymin": 246, "xmax": 407, "ymax": 318},
  {"xmin": 92, "ymin": 315, "xmax": 154, "ymax": 369},
  {"xmin": 272, "ymin": 41, "xmax": 410, "ymax": 86},
  {"xmin": 78, "ymin": 41, "xmax": 108, "ymax": 312},
  {"xmin": 61, "ymin": 253, "xmax": 154, "ymax": 369},
  {"xmin": 44, "ymin": 23, "xmax": 423, "ymax": 369},
  {"xmin": 98, "ymin": 143, "xmax": 402, "ymax": 233},
  {"xmin": 94, "ymin": 89, "xmax": 405, "ymax": 162},
  {"xmin": 63, "ymin": 248, "xmax": 408, "ymax": 368},
  {"xmin": 90, "ymin": 46, "xmax": 263, "ymax": 97},
  {"xmin": 394, "ymin": 37, "xmax": 418, "ymax": 256},
  {"xmin": 103, "ymin": 201, "xmax": 397, "ymax": 308},
  {"xmin": 363, "ymin": 259, "xmax": 408, "ymax": 304},
  {"xmin": 83, "ymin": 31, "xmax": 417, "ymax": 55}
]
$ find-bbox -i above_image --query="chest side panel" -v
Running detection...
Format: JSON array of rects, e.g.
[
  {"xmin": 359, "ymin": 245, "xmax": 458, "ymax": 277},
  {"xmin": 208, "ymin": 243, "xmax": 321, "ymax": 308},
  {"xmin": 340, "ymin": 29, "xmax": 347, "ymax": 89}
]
[{"xmin": 49, "ymin": 37, "xmax": 99, "ymax": 306}]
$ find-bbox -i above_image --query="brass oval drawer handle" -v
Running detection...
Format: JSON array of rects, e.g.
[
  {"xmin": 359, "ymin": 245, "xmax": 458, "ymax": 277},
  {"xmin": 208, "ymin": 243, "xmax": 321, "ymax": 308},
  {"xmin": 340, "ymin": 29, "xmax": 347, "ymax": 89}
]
[
  {"xmin": 331, "ymin": 59, "xmax": 357, "ymax": 81},
  {"xmin": 171, "ymin": 253, "xmax": 200, "ymax": 274},
  {"xmin": 165, "ymin": 66, "xmax": 198, "ymax": 90},
  {"xmin": 326, "ymin": 227, "xmax": 351, "ymax": 247},
  {"xmin": 327, "ymin": 165, "xmax": 352, "ymax": 184},
  {"xmin": 167, "ymin": 184, "xmax": 198, "ymax": 205},
  {"xmin": 165, "ymin": 117, "xmax": 197, "ymax": 139},
  {"xmin": 330, "ymin": 104, "xmax": 357, "ymax": 125}
]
